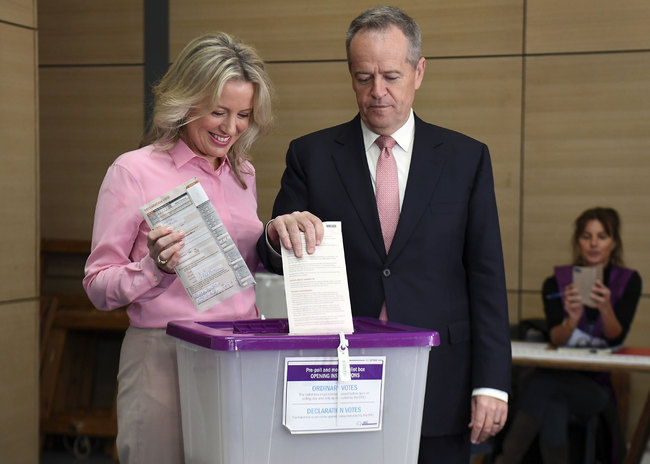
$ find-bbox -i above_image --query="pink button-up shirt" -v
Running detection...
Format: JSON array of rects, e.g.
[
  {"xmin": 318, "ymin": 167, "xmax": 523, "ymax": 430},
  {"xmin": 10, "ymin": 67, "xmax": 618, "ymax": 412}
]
[{"xmin": 83, "ymin": 140, "xmax": 263, "ymax": 328}]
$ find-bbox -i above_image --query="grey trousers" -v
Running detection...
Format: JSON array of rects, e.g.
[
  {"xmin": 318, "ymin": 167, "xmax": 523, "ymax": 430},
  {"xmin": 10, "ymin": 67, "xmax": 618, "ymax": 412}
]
[{"xmin": 116, "ymin": 327, "xmax": 185, "ymax": 464}]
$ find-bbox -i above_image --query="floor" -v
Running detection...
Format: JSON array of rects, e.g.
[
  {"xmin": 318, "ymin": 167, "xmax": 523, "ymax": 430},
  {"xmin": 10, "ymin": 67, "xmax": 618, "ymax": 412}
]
[
  {"xmin": 40, "ymin": 436, "xmax": 116, "ymax": 463},
  {"xmin": 41, "ymin": 437, "xmax": 650, "ymax": 463}
]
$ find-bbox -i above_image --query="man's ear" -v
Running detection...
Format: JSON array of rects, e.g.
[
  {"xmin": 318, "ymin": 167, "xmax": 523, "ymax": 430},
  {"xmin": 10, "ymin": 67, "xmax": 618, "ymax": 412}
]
[{"xmin": 414, "ymin": 57, "xmax": 426, "ymax": 90}]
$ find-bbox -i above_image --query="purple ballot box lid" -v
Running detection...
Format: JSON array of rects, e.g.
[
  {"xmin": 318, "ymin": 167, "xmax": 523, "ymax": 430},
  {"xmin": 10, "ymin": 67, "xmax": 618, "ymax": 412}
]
[{"xmin": 166, "ymin": 317, "xmax": 440, "ymax": 351}]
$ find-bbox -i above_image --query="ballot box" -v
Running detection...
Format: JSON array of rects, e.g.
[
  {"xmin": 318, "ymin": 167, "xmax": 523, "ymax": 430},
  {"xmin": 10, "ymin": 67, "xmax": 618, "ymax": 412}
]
[
  {"xmin": 254, "ymin": 270, "xmax": 287, "ymax": 319},
  {"xmin": 166, "ymin": 317, "xmax": 439, "ymax": 464}
]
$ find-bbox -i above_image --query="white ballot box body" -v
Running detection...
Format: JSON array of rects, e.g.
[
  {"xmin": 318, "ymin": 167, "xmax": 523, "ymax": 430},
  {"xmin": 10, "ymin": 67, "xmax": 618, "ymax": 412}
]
[
  {"xmin": 254, "ymin": 270, "xmax": 288, "ymax": 319},
  {"xmin": 166, "ymin": 317, "xmax": 439, "ymax": 464}
]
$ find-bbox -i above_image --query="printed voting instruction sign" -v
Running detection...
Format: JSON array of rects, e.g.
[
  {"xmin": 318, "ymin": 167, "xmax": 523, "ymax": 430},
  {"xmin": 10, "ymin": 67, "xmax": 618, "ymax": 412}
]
[{"xmin": 282, "ymin": 356, "xmax": 385, "ymax": 434}]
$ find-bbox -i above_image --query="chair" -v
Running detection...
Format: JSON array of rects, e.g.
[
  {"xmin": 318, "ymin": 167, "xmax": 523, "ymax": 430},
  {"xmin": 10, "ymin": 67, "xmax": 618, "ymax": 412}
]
[
  {"xmin": 570, "ymin": 412, "xmax": 598, "ymax": 464},
  {"xmin": 515, "ymin": 318, "xmax": 629, "ymax": 464},
  {"xmin": 495, "ymin": 319, "xmax": 628, "ymax": 464},
  {"xmin": 40, "ymin": 239, "xmax": 129, "ymax": 460}
]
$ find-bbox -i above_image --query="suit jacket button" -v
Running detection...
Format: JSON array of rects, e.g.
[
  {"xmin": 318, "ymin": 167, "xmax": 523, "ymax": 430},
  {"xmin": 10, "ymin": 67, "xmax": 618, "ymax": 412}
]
[{"xmin": 383, "ymin": 269, "xmax": 391, "ymax": 277}]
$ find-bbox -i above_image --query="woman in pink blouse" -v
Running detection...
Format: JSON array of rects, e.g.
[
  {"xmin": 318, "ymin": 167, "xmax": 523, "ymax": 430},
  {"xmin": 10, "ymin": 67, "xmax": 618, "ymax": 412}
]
[{"xmin": 83, "ymin": 32, "xmax": 273, "ymax": 464}]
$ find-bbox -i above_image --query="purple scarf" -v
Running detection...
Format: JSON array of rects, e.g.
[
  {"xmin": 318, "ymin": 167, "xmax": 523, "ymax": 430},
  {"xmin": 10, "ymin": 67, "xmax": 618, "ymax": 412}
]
[{"xmin": 554, "ymin": 265, "xmax": 634, "ymax": 338}]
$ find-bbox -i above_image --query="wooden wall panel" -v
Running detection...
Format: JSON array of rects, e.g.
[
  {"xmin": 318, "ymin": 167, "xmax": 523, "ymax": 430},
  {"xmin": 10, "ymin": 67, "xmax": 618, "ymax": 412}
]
[
  {"xmin": 626, "ymin": 297, "xmax": 650, "ymax": 348},
  {"xmin": 628, "ymin": 295, "xmax": 650, "ymax": 436},
  {"xmin": 169, "ymin": 0, "xmax": 523, "ymax": 61},
  {"xmin": 0, "ymin": 0, "xmax": 35, "ymax": 27},
  {"xmin": 520, "ymin": 292, "xmax": 544, "ymax": 322},
  {"xmin": 40, "ymin": 67, "xmax": 144, "ymax": 240},
  {"xmin": 506, "ymin": 292, "xmax": 520, "ymax": 325},
  {"xmin": 0, "ymin": 23, "xmax": 38, "ymax": 300},
  {"xmin": 1, "ymin": 3, "xmax": 38, "ymax": 462},
  {"xmin": 629, "ymin": 372, "xmax": 650, "ymax": 442},
  {"xmin": 415, "ymin": 0, "xmax": 523, "ymax": 57},
  {"xmin": 38, "ymin": 0, "xmax": 143, "ymax": 65},
  {"xmin": 527, "ymin": 0, "xmax": 650, "ymax": 54},
  {"xmin": 415, "ymin": 56, "xmax": 523, "ymax": 289},
  {"xmin": 251, "ymin": 61, "xmax": 357, "ymax": 222},
  {"xmin": 522, "ymin": 52, "xmax": 650, "ymax": 291},
  {"xmin": 0, "ymin": 300, "xmax": 39, "ymax": 464}
]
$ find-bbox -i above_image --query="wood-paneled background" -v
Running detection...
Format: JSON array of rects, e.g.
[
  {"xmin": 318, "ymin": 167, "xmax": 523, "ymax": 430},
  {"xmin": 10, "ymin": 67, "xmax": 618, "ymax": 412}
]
[
  {"xmin": 0, "ymin": 0, "xmax": 39, "ymax": 462},
  {"xmin": 12, "ymin": 0, "xmax": 646, "ymax": 458}
]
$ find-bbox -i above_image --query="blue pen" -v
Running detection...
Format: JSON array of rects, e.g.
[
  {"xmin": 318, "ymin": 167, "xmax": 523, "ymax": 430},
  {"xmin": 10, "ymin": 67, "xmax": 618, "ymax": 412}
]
[{"xmin": 545, "ymin": 292, "xmax": 563, "ymax": 300}]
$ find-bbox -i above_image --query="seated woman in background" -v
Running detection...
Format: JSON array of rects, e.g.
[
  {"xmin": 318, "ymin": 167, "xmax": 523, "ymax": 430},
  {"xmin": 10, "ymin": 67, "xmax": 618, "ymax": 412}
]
[{"xmin": 495, "ymin": 207, "xmax": 642, "ymax": 464}]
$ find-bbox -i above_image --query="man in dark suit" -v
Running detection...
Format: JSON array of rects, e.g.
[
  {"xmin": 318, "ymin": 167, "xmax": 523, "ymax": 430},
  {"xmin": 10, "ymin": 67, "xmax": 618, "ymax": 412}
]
[{"xmin": 257, "ymin": 6, "xmax": 511, "ymax": 463}]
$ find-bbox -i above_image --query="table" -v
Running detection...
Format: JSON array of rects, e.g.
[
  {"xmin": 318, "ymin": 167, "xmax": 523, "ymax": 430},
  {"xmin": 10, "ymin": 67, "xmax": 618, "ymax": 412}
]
[{"xmin": 511, "ymin": 342, "xmax": 650, "ymax": 464}]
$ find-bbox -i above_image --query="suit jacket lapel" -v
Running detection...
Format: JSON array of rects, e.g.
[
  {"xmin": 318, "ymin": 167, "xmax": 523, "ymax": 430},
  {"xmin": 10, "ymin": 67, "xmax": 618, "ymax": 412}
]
[
  {"xmin": 331, "ymin": 116, "xmax": 386, "ymax": 258},
  {"xmin": 387, "ymin": 115, "xmax": 448, "ymax": 262}
]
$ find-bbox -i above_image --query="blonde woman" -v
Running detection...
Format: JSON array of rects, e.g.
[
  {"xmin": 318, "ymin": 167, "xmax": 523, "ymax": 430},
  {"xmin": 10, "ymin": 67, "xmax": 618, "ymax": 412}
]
[{"xmin": 83, "ymin": 32, "xmax": 273, "ymax": 463}]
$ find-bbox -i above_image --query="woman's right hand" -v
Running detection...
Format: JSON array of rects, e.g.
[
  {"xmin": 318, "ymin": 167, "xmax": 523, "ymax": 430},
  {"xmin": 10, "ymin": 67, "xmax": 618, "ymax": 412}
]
[
  {"xmin": 147, "ymin": 226, "xmax": 185, "ymax": 273},
  {"xmin": 550, "ymin": 283, "xmax": 583, "ymax": 345},
  {"xmin": 562, "ymin": 283, "xmax": 584, "ymax": 324}
]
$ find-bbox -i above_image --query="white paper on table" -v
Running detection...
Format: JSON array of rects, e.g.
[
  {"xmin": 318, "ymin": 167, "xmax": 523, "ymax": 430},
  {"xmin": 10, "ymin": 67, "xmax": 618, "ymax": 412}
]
[
  {"xmin": 140, "ymin": 178, "xmax": 255, "ymax": 312},
  {"xmin": 281, "ymin": 221, "xmax": 354, "ymax": 334},
  {"xmin": 565, "ymin": 328, "xmax": 607, "ymax": 348}
]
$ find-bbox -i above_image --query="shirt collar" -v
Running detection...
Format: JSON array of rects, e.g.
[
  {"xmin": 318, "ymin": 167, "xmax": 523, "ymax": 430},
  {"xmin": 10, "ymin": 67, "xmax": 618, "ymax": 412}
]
[
  {"xmin": 360, "ymin": 109, "xmax": 415, "ymax": 152},
  {"xmin": 167, "ymin": 138, "xmax": 232, "ymax": 172}
]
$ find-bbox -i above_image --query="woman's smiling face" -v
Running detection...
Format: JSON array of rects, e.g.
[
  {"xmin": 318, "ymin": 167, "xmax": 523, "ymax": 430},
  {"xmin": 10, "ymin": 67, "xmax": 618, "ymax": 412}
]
[
  {"xmin": 182, "ymin": 79, "xmax": 254, "ymax": 169},
  {"xmin": 578, "ymin": 219, "xmax": 617, "ymax": 267}
]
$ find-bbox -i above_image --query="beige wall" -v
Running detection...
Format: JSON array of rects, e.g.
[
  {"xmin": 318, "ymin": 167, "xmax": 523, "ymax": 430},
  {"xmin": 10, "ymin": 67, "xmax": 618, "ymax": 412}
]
[
  {"xmin": 39, "ymin": 0, "xmax": 144, "ymax": 240},
  {"xmin": 0, "ymin": 0, "xmax": 39, "ymax": 462},
  {"xmin": 37, "ymin": 0, "xmax": 650, "ymax": 445}
]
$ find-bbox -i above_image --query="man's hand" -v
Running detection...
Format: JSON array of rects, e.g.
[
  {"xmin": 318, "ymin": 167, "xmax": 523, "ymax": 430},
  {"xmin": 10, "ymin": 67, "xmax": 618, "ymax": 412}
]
[
  {"xmin": 469, "ymin": 395, "xmax": 508, "ymax": 444},
  {"xmin": 267, "ymin": 211, "xmax": 324, "ymax": 257}
]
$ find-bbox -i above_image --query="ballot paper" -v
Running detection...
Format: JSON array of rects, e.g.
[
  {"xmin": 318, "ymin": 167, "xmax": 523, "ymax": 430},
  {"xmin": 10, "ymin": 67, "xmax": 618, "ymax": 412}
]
[
  {"xmin": 140, "ymin": 178, "xmax": 255, "ymax": 312},
  {"xmin": 572, "ymin": 264, "xmax": 603, "ymax": 307},
  {"xmin": 281, "ymin": 221, "xmax": 354, "ymax": 335}
]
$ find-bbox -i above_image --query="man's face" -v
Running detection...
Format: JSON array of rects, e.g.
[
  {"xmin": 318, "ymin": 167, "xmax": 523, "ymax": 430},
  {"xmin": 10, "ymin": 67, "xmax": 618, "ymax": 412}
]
[{"xmin": 348, "ymin": 25, "xmax": 425, "ymax": 136}]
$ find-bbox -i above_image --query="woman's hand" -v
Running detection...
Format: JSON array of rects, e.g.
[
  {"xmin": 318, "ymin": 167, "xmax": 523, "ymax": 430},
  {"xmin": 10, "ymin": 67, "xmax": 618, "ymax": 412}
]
[
  {"xmin": 147, "ymin": 226, "xmax": 185, "ymax": 273},
  {"xmin": 563, "ymin": 283, "xmax": 584, "ymax": 324},
  {"xmin": 590, "ymin": 279, "xmax": 623, "ymax": 339},
  {"xmin": 590, "ymin": 280, "xmax": 613, "ymax": 313},
  {"xmin": 550, "ymin": 283, "xmax": 583, "ymax": 346}
]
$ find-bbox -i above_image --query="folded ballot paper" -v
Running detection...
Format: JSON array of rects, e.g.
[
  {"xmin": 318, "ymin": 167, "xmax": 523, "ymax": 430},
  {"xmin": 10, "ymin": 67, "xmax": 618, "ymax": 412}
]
[{"xmin": 140, "ymin": 178, "xmax": 255, "ymax": 312}]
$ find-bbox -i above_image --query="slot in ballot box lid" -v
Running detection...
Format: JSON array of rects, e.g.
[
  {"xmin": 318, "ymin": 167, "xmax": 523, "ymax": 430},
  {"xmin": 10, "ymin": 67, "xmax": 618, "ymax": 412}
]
[{"xmin": 166, "ymin": 317, "xmax": 440, "ymax": 351}]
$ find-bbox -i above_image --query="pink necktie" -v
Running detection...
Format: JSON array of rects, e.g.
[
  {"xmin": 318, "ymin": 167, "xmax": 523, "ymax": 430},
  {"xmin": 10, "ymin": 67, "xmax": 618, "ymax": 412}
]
[
  {"xmin": 375, "ymin": 135, "xmax": 399, "ymax": 322},
  {"xmin": 375, "ymin": 135, "xmax": 399, "ymax": 253}
]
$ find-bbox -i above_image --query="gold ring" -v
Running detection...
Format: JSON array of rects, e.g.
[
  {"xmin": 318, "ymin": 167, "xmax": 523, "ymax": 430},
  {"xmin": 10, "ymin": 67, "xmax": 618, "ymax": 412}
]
[{"xmin": 156, "ymin": 254, "xmax": 168, "ymax": 266}]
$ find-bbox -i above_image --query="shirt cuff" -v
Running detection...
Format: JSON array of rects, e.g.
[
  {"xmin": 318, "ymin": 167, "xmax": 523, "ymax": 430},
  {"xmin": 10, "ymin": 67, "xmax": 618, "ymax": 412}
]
[
  {"xmin": 144, "ymin": 255, "xmax": 176, "ymax": 288},
  {"xmin": 264, "ymin": 219, "xmax": 283, "ymax": 269},
  {"xmin": 472, "ymin": 388, "xmax": 509, "ymax": 403}
]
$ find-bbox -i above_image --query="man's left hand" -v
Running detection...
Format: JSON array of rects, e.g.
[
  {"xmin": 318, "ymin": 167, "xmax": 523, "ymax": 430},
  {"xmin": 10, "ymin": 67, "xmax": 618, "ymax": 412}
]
[{"xmin": 468, "ymin": 395, "xmax": 508, "ymax": 444}]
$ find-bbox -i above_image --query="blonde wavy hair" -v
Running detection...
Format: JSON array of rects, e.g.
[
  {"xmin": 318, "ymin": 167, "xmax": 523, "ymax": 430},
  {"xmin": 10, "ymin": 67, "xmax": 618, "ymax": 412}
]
[{"xmin": 141, "ymin": 32, "xmax": 273, "ymax": 188}]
